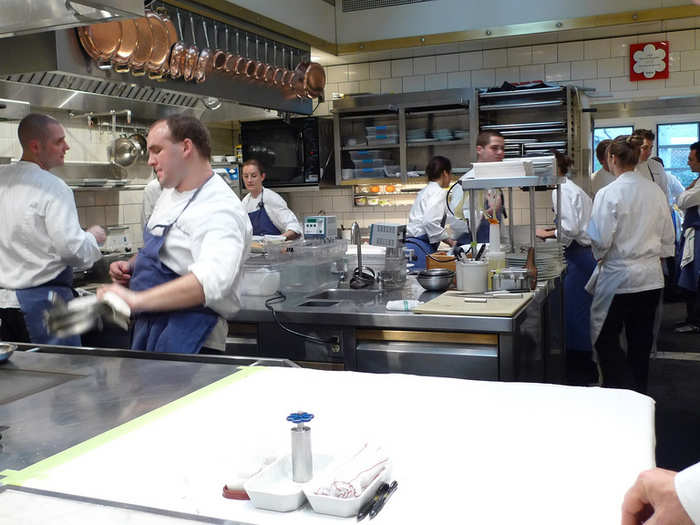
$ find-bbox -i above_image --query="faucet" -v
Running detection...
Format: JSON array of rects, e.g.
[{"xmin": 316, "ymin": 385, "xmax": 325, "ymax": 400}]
[{"xmin": 350, "ymin": 221, "xmax": 362, "ymax": 274}]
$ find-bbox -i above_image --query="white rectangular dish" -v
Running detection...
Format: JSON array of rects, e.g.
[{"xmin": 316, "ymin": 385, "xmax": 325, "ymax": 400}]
[
  {"xmin": 303, "ymin": 461, "xmax": 392, "ymax": 518},
  {"xmin": 243, "ymin": 453, "xmax": 334, "ymax": 512}
]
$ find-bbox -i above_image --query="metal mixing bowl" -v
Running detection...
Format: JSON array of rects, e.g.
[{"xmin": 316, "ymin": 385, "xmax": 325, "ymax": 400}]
[
  {"xmin": 0, "ymin": 343, "xmax": 17, "ymax": 363},
  {"xmin": 416, "ymin": 268, "xmax": 455, "ymax": 291}
]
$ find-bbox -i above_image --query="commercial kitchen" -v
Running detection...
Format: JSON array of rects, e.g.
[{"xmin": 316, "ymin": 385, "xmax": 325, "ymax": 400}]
[{"xmin": 1, "ymin": 1, "xmax": 700, "ymax": 523}]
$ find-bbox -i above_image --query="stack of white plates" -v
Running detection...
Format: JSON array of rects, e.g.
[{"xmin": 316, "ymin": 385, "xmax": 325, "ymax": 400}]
[
  {"xmin": 432, "ymin": 128, "xmax": 453, "ymax": 141},
  {"xmin": 454, "ymin": 130, "xmax": 467, "ymax": 140},
  {"xmin": 505, "ymin": 242, "xmax": 565, "ymax": 281},
  {"xmin": 407, "ymin": 128, "xmax": 428, "ymax": 142}
]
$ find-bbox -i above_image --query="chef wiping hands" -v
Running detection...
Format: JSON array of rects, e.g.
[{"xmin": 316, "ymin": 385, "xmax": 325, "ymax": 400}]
[{"xmin": 621, "ymin": 468, "xmax": 693, "ymax": 525}]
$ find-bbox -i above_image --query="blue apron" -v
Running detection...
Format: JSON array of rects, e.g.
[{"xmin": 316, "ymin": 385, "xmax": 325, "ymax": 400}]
[
  {"xmin": 130, "ymin": 178, "xmax": 218, "ymax": 354},
  {"xmin": 248, "ymin": 190, "xmax": 281, "ymax": 236},
  {"xmin": 16, "ymin": 266, "xmax": 80, "ymax": 346},
  {"xmin": 563, "ymin": 240, "xmax": 596, "ymax": 352},
  {"xmin": 677, "ymin": 206, "xmax": 700, "ymax": 292},
  {"xmin": 404, "ymin": 235, "xmax": 439, "ymax": 270}
]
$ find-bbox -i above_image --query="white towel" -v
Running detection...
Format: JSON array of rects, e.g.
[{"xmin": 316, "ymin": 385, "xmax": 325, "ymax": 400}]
[
  {"xmin": 681, "ymin": 228, "xmax": 695, "ymax": 269},
  {"xmin": 386, "ymin": 300, "xmax": 422, "ymax": 311},
  {"xmin": 314, "ymin": 444, "xmax": 389, "ymax": 499}
]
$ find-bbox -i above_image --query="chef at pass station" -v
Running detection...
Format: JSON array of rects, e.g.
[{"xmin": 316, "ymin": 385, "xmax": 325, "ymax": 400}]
[
  {"xmin": 0, "ymin": 113, "xmax": 106, "ymax": 346},
  {"xmin": 241, "ymin": 159, "xmax": 302, "ymax": 239},
  {"xmin": 102, "ymin": 114, "xmax": 252, "ymax": 354},
  {"xmin": 404, "ymin": 155, "xmax": 457, "ymax": 269}
]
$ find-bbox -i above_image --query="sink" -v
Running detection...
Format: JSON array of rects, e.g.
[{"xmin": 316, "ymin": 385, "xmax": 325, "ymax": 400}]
[{"xmin": 307, "ymin": 289, "xmax": 382, "ymax": 302}]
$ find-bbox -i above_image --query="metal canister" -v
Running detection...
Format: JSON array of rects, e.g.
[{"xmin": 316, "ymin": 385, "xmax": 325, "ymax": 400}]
[{"xmin": 287, "ymin": 411, "xmax": 314, "ymax": 482}]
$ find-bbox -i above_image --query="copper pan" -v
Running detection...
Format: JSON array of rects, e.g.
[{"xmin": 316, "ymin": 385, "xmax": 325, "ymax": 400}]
[
  {"xmin": 183, "ymin": 13, "xmax": 199, "ymax": 82},
  {"xmin": 281, "ymin": 48, "xmax": 296, "ymax": 88},
  {"xmin": 253, "ymin": 38, "xmax": 266, "ymax": 81},
  {"xmin": 129, "ymin": 17, "xmax": 154, "ymax": 77},
  {"xmin": 261, "ymin": 41, "xmax": 275, "ymax": 83},
  {"xmin": 271, "ymin": 44, "xmax": 285, "ymax": 86},
  {"xmin": 293, "ymin": 59, "xmax": 326, "ymax": 98},
  {"xmin": 111, "ymin": 19, "xmax": 137, "ymax": 73},
  {"xmin": 233, "ymin": 31, "xmax": 248, "ymax": 76},
  {"xmin": 211, "ymin": 24, "xmax": 227, "ymax": 72},
  {"xmin": 194, "ymin": 19, "xmax": 213, "ymax": 84},
  {"xmin": 155, "ymin": 7, "xmax": 178, "ymax": 80},
  {"xmin": 77, "ymin": 21, "xmax": 122, "ymax": 68},
  {"xmin": 243, "ymin": 34, "xmax": 258, "ymax": 78},
  {"xmin": 145, "ymin": 11, "xmax": 169, "ymax": 80},
  {"xmin": 168, "ymin": 9, "xmax": 187, "ymax": 79},
  {"xmin": 222, "ymin": 27, "xmax": 235, "ymax": 74}
]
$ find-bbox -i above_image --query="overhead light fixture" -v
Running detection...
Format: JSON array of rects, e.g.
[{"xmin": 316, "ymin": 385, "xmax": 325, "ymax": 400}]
[{"xmin": 311, "ymin": 55, "xmax": 320, "ymax": 62}]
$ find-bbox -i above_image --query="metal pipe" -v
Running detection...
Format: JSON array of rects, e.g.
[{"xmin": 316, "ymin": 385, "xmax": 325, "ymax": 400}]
[
  {"xmin": 508, "ymin": 187, "xmax": 514, "ymax": 253},
  {"xmin": 529, "ymin": 187, "xmax": 536, "ymax": 259}
]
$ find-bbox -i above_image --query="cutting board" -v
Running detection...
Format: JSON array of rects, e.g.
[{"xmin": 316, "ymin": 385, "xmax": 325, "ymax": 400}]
[{"xmin": 413, "ymin": 291, "xmax": 533, "ymax": 317}]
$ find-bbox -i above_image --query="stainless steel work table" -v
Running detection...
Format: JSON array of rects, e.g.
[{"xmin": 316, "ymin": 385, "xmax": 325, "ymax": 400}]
[{"xmin": 0, "ymin": 347, "xmax": 294, "ymax": 474}]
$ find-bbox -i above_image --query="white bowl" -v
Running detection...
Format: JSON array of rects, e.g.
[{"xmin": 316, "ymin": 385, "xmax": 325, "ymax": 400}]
[
  {"xmin": 303, "ymin": 462, "xmax": 392, "ymax": 518},
  {"xmin": 244, "ymin": 454, "xmax": 334, "ymax": 512}
]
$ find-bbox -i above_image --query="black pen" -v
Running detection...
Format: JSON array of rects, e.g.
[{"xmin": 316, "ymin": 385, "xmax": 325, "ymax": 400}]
[
  {"xmin": 357, "ymin": 482, "xmax": 389, "ymax": 521},
  {"xmin": 369, "ymin": 480, "xmax": 398, "ymax": 520}
]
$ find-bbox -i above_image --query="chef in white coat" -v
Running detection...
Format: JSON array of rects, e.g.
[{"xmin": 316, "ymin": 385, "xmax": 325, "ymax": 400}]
[
  {"xmin": 623, "ymin": 463, "xmax": 699, "ymax": 524},
  {"xmin": 241, "ymin": 159, "xmax": 301, "ymax": 240},
  {"xmin": 536, "ymin": 151, "xmax": 596, "ymax": 385},
  {"xmin": 103, "ymin": 114, "xmax": 252, "ymax": 354},
  {"xmin": 585, "ymin": 134, "xmax": 675, "ymax": 393},
  {"xmin": 633, "ymin": 128, "xmax": 670, "ymax": 204},
  {"xmin": 590, "ymin": 139, "xmax": 615, "ymax": 196},
  {"xmin": 405, "ymin": 156, "xmax": 456, "ymax": 269},
  {"xmin": 0, "ymin": 113, "xmax": 105, "ymax": 346}
]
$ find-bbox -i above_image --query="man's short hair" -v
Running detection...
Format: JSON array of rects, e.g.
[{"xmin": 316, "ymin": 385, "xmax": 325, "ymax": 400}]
[
  {"xmin": 17, "ymin": 113, "xmax": 60, "ymax": 148},
  {"xmin": 690, "ymin": 141, "xmax": 700, "ymax": 159},
  {"xmin": 159, "ymin": 114, "xmax": 212, "ymax": 159},
  {"xmin": 596, "ymin": 139, "xmax": 611, "ymax": 164},
  {"xmin": 632, "ymin": 128, "xmax": 655, "ymax": 142},
  {"xmin": 476, "ymin": 130, "xmax": 504, "ymax": 148}
]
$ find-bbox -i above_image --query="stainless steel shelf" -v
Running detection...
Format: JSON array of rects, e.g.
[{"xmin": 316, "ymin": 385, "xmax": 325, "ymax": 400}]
[
  {"xmin": 478, "ymin": 86, "xmax": 564, "ymax": 98},
  {"xmin": 500, "ymin": 128, "xmax": 566, "ymax": 136},
  {"xmin": 524, "ymin": 141, "xmax": 566, "ymax": 148},
  {"xmin": 481, "ymin": 121, "xmax": 565, "ymax": 130},
  {"xmin": 69, "ymin": 184, "xmax": 146, "ymax": 191},
  {"xmin": 479, "ymin": 100, "xmax": 564, "ymax": 111},
  {"xmin": 342, "ymin": 144, "xmax": 400, "ymax": 151},
  {"xmin": 460, "ymin": 175, "xmax": 565, "ymax": 189},
  {"xmin": 405, "ymin": 107, "xmax": 469, "ymax": 117},
  {"xmin": 338, "ymin": 112, "xmax": 399, "ymax": 121},
  {"xmin": 407, "ymin": 139, "xmax": 470, "ymax": 148}
]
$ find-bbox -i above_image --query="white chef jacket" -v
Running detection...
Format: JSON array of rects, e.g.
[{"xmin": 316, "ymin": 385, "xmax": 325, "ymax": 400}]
[
  {"xmin": 676, "ymin": 461, "xmax": 700, "ymax": 523},
  {"xmin": 587, "ymin": 171, "xmax": 675, "ymax": 294},
  {"xmin": 141, "ymin": 178, "xmax": 162, "ymax": 227},
  {"xmin": 241, "ymin": 188, "xmax": 302, "ymax": 235},
  {"xmin": 667, "ymin": 173, "xmax": 685, "ymax": 207},
  {"xmin": 147, "ymin": 174, "xmax": 252, "ymax": 348},
  {"xmin": 677, "ymin": 181, "xmax": 700, "ymax": 212},
  {"xmin": 552, "ymin": 178, "xmax": 592, "ymax": 247},
  {"xmin": 0, "ymin": 161, "xmax": 101, "ymax": 308},
  {"xmin": 590, "ymin": 167, "xmax": 615, "ymax": 196},
  {"xmin": 636, "ymin": 158, "xmax": 670, "ymax": 205},
  {"xmin": 406, "ymin": 181, "xmax": 450, "ymax": 243}
]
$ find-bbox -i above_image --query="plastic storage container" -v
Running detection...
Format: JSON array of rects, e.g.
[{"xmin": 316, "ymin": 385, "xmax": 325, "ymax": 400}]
[
  {"xmin": 352, "ymin": 158, "xmax": 388, "ymax": 168},
  {"xmin": 353, "ymin": 167, "xmax": 386, "ymax": 178},
  {"xmin": 366, "ymin": 125, "xmax": 398, "ymax": 136},
  {"xmin": 349, "ymin": 150, "xmax": 393, "ymax": 161},
  {"xmin": 456, "ymin": 259, "xmax": 488, "ymax": 293},
  {"xmin": 367, "ymin": 135, "xmax": 398, "ymax": 145}
]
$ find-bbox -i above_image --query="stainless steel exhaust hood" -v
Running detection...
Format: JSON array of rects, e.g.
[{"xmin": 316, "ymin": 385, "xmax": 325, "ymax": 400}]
[
  {"xmin": 1, "ymin": 0, "xmax": 144, "ymax": 38},
  {"xmin": 0, "ymin": 29, "xmax": 312, "ymax": 121}
]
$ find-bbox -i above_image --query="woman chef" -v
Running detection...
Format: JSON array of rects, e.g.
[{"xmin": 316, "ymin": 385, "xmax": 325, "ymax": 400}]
[
  {"xmin": 585, "ymin": 135, "xmax": 675, "ymax": 393},
  {"xmin": 241, "ymin": 159, "xmax": 302, "ymax": 240},
  {"xmin": 537, "ymin": 151, "xmax": 597, "ymax": 384},
  {"xmin": 404, "ymin": 156, "xmax": 456, "ymax": 269}
]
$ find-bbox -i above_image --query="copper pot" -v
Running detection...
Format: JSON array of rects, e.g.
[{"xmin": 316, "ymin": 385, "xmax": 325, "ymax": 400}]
[
  {"xmin": 183, "ymin": 13, "xmax": 200, "ymax": 82},
  {"xmin": 155, "ymin": 7, "xmax": 178, "ymax": 80},
  {"xmin": 281, "ymin": 49, "xmax": 296, "ymax": 88},
  {"xmin": 261, "ymin": 41, "xmax": 275, "ymax": 83},
  {"xmin": 194, "ymin": 19, "xmax": 213, "ymax": 84},
  {"xmin": 233, "ymin": 31, "xmax": 248, "ymax": 76},
  {"xmin": 253, "ymin": 39, "xmax": 266, "ymax": 81},
  {"xmin": 77, "ymin": 21, "xmax": 122, "ymax": 68},
  {"xmin": 211, "ymin": 24, "xmax": 227, "ymax": 72},
  {"xmin": 129, "ymin": 17, "xmax": 154, "ymax": 76},
  {"xmin": 293, "ymin": 60, "xmax": 326, "ymax": 98},
  {"xmin": 111, "ymin": 19, "xmax": 137, "ymax": 73},
  {"xmin": 271, "ymin": 44, "xmax": 285, "ymax": 86},
  {"xmin": 243, "ymin": 34, "xmax": 258, "ymax": 78},
  {"xmin": 169, "ymin": 9, "xmax": 187, "ymax": 79},
  {"xmin": 145, "ymin": 11, "xmax": 169, "ymax": 79}
]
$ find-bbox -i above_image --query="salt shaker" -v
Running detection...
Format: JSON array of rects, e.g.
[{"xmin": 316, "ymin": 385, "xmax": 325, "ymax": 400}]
[{"xmin": 286, "ymin": 411, "xmax": 314, "ymax": 482}]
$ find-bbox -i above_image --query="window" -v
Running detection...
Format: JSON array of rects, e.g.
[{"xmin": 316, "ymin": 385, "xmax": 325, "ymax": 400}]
[
  {"xmin": 657, "ymin": 123, "xmax": 699, "ymax": 188},
  {"xmin": 592, "ymin": 126, "xmax": 633, "ymax": 172}
]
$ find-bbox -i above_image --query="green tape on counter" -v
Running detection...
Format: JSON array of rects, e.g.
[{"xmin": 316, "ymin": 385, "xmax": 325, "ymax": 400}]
[{"xmin": 0, "ymin": 366, "xmax": 265, "ymax": 487}]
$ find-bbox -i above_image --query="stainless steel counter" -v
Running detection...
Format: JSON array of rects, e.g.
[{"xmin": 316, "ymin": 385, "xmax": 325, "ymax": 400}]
[{"xmin": 0, "ymin": 347, "xmax": 294, "ymax": 474}]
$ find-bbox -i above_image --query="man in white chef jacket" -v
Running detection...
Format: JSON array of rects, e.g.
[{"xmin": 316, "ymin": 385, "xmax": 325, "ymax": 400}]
[
  {"xmin": 103, "ymin": 114, "xmax": 252, "ymax": 354},
  {"xmin": 449, "ymin": 131, "xmax": 505, "ymax": 244},
  {"xmin": 240, "ymin": 159, "xmax": 302, "ymax": 240},
  {"xmin": 633, "ymin": 128, "xmax": 670, "ymax": 203},
  {"xmin": 590, "ymin": 139, "xmax": 615, "ymax": 196},
  {"xmin": 0, "ymin": 113, "xmax": 105, "ymax": 346}
]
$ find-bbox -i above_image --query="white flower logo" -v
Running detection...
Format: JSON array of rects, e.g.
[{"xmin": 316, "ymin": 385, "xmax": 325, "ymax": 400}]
[{"xmin": 633, "ymin": 43, "xmax": 667, "ymax": 78}]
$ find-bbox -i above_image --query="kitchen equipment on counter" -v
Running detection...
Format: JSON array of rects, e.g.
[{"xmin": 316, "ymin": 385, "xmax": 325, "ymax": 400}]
[
  {"xmin": 168, "ymin": 9, "xmax": 187, "ymax": 79},
  {"xmin": 426, "ymin": 252, "xmax": 456, "ymax": 273},
  {"xmin": 288, "ymin": 411, "xmax": 313, "ymax": 482},
  {"xmin": 128, "ymin": 16, "xmax": 153, "ymax": 76},
  {"xmin": 456, "ymin": 259, "xmax": 488, "ymax": 293},
  {"xmin": 183, "ymin": 14, "xmax": 200, "ymax": 81},
  {"xmin": 416, "ymin": 268, "xmax": 455, "ymax": 291},
  {"xmin": 369, "ymin": 223, "xmax": 407, "ymax": 289},
  {"xmin": 414, "ymin": 289, "xmax": 533, "ymax": 316},
  {"xmin": 194, "ymin": 19, "xmax": 213, "ymax": 83},
  {"xmin": 490, "ymin": 267, "xmax": 534, "ymax": 291},
  {"xmin": 76, "ymin": 20, "xmax": 122, "ymax": 68},
  {"xmin": 111, "ymin": 18, "xmax": 138, "ymax": 73},
  {"xmin": 0, "ymin": 343, "xmax": 16, "ymax": 363}
]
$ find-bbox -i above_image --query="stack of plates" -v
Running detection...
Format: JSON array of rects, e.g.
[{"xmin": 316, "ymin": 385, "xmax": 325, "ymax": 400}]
[
  {"xmin": 505, "ymin": 242, "xmax": 565, "ymax": 281},
  {"xmin": 454, "ymin": 130, "xmax": 467, "ymax": 140},
  {"xmin": 432, "ymin": 129, "xmax": 453, "ymax": 141},
  {"xmin": 407, "ymin": 128, "xmax": 428, "ymax": 142}
]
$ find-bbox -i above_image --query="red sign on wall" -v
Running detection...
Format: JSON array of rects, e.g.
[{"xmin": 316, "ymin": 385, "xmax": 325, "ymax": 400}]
[{"xmin": 630, "ymin": 41, "xmax": 670, "ymax": 81}]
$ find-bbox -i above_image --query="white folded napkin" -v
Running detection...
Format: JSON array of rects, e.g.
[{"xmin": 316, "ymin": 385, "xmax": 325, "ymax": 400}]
[
  {"xmin": 386, "ymin": 299, "xmax": 422, "ymax": 311},
  {"xmin": 314, "ymin": 444, "xmax": 389, "ymax": 499}
]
